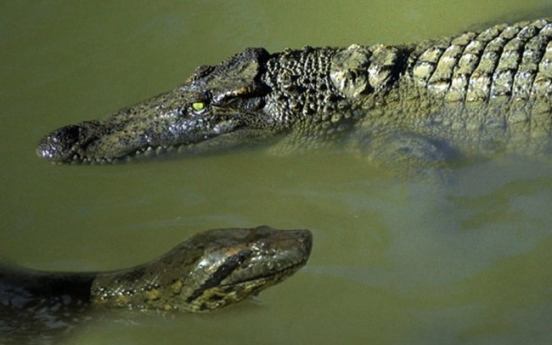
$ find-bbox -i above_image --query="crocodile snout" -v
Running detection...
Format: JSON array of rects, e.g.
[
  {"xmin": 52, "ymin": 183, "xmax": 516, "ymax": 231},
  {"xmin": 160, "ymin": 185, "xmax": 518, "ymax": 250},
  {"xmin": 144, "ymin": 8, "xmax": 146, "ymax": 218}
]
[{"xmin": 36, "ymin": 122, "xmax": 100, "ymax": 163}]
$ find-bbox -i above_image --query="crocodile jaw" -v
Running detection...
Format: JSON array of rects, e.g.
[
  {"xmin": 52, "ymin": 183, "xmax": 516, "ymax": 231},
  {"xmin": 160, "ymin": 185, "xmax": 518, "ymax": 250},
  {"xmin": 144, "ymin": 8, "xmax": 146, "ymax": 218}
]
[{"xmin": 36, "ymin": 109, "xmax": 259, "ymax": 164}]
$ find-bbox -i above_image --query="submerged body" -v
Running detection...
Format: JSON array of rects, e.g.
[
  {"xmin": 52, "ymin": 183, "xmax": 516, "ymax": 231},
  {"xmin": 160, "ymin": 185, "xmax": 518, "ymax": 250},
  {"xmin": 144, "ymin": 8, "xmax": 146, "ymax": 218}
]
[
  {"xmin": 0, "ymin": 226, "xmax": 312, "ymax": 341},
  {"xmin": 37, "ymin": 18, "xmax": 552, "ymax": 166}
]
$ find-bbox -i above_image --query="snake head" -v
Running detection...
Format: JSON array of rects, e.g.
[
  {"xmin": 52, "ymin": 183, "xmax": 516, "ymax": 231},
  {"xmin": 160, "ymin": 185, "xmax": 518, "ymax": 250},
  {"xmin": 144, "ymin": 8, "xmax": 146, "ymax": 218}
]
[
  {"xmin": 91, "ymin": 226, "xmax": 312, "ymax": 312},
  {"xmin": 178, "ymin": 226, "xmax": 313, "ymax": 312}
]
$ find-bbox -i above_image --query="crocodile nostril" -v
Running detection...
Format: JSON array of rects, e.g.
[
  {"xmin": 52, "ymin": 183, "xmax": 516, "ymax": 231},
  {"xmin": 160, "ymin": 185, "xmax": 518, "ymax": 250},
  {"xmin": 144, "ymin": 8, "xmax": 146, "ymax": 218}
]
[{"xmin": 36, "ymin": 124, "xmax": 86, "ymax": 161}]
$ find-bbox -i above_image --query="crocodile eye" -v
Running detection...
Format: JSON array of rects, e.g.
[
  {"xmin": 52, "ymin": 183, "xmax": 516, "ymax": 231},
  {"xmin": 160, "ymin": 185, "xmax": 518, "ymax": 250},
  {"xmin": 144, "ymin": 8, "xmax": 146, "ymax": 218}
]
[{"xmin": 191, "ymin": 102, "xmax": 206, "ymax": 114}]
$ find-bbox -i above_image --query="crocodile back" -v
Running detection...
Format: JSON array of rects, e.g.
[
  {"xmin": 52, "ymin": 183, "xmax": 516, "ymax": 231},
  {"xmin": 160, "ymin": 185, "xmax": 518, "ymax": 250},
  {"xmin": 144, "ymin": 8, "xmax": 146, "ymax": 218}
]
[{"xmin": 409, "ymin": 18, "xmax": 551, "ymax": 107}]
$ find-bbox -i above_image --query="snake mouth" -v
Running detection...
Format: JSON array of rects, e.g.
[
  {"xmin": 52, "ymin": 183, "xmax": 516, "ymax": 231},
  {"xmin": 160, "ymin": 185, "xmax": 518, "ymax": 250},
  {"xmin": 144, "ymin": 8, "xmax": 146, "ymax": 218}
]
[
  {"xmin": 224, "ymin": 252, "xmax": 311, "ymax": 288},
  {"xmin": 217, "ymin": 257, "xmax": 308, "ymax": 290},
  {"xmin": 183, "ymin": 228, "xmax": 312, "ymax": 312},
  {"xmin": 185, "ymin": 261, "xmax": 309, "ymax": 313}
]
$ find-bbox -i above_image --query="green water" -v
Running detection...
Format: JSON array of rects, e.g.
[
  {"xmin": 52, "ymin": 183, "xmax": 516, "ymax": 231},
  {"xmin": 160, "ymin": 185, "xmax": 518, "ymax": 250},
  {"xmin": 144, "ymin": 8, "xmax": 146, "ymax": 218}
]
[{"xmin": 1, "ymin": 1, "xmax": 552, "ymax": 344}]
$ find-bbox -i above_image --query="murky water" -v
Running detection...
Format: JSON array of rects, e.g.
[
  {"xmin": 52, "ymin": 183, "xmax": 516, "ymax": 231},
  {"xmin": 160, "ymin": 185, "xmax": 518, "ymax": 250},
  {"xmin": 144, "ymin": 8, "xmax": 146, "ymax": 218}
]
[{"xmin": 1, "ymin": 1, "xmax": 552, "ymax": 344}]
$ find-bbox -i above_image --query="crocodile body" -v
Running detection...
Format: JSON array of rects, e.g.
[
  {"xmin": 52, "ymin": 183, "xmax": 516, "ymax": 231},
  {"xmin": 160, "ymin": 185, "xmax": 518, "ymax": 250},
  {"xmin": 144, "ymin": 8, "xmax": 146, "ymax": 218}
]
[
  {"xmin": 37, "ymin": 18, "xmax": 552, "ymax": 165},
  {"xmin": 1, "ymin": 226, "xmax": 312, "ymax": 341}
]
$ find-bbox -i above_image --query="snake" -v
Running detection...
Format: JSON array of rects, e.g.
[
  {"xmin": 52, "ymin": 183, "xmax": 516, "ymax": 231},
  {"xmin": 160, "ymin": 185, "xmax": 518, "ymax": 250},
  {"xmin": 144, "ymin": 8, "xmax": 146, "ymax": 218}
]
[{"xmin": 0, "ymin": 226, "xmax": 312, "ymax": 342}]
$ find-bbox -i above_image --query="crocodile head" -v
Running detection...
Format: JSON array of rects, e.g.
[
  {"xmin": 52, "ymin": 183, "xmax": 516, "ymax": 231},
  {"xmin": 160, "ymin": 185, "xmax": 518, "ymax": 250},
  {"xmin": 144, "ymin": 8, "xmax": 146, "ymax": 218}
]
[{"xmin": 36, "ymin": 48, "xmax": 285, "ymax": 164}]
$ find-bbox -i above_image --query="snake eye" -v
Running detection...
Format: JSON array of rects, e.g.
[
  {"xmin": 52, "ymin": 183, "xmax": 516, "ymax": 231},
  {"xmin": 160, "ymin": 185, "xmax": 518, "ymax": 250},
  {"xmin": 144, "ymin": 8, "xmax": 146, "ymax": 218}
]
[{"xmin": 191, "ymin": 101, "xmax": 206, "ymax": 114}]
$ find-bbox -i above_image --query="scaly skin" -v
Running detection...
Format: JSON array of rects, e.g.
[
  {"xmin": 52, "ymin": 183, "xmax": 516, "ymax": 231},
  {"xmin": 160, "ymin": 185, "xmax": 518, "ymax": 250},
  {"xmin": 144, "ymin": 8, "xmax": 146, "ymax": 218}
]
[
  {"xmin": 1, "ymin": 226, "xmax": 311, "ymax": 312},
  {"xmin": 36, "ymin": 18, "xmax": 552, "ymax": 164},
  {"xmin": 1, "ymin": 227, "xmax": 312, "ymax": 341}
]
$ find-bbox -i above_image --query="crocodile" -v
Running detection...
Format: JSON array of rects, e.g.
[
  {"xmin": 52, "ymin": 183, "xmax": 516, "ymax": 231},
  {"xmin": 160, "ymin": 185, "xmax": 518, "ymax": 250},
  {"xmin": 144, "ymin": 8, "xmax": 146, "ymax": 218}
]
[
  {"xmin": 36, "ymin": 18, "xmax": 552, "ymax": 167},
  {"xmin": 0, "ymin": 226, "xmax": 312, "ymax": 342}
]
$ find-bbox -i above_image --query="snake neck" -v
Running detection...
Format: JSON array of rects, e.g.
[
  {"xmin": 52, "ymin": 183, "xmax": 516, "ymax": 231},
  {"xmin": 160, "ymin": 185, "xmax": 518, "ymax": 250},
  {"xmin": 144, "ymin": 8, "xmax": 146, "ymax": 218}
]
[{"xmin": 0, "ymin": 264, "xmax": 96, "ymax": 307}]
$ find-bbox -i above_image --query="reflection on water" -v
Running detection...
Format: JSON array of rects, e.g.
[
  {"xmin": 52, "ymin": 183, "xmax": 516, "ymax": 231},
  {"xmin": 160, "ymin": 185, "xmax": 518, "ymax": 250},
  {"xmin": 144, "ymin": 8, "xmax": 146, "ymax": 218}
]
[{"xmin": 1, "ymin": 1, "xmax": 552, "ymax": 344}]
